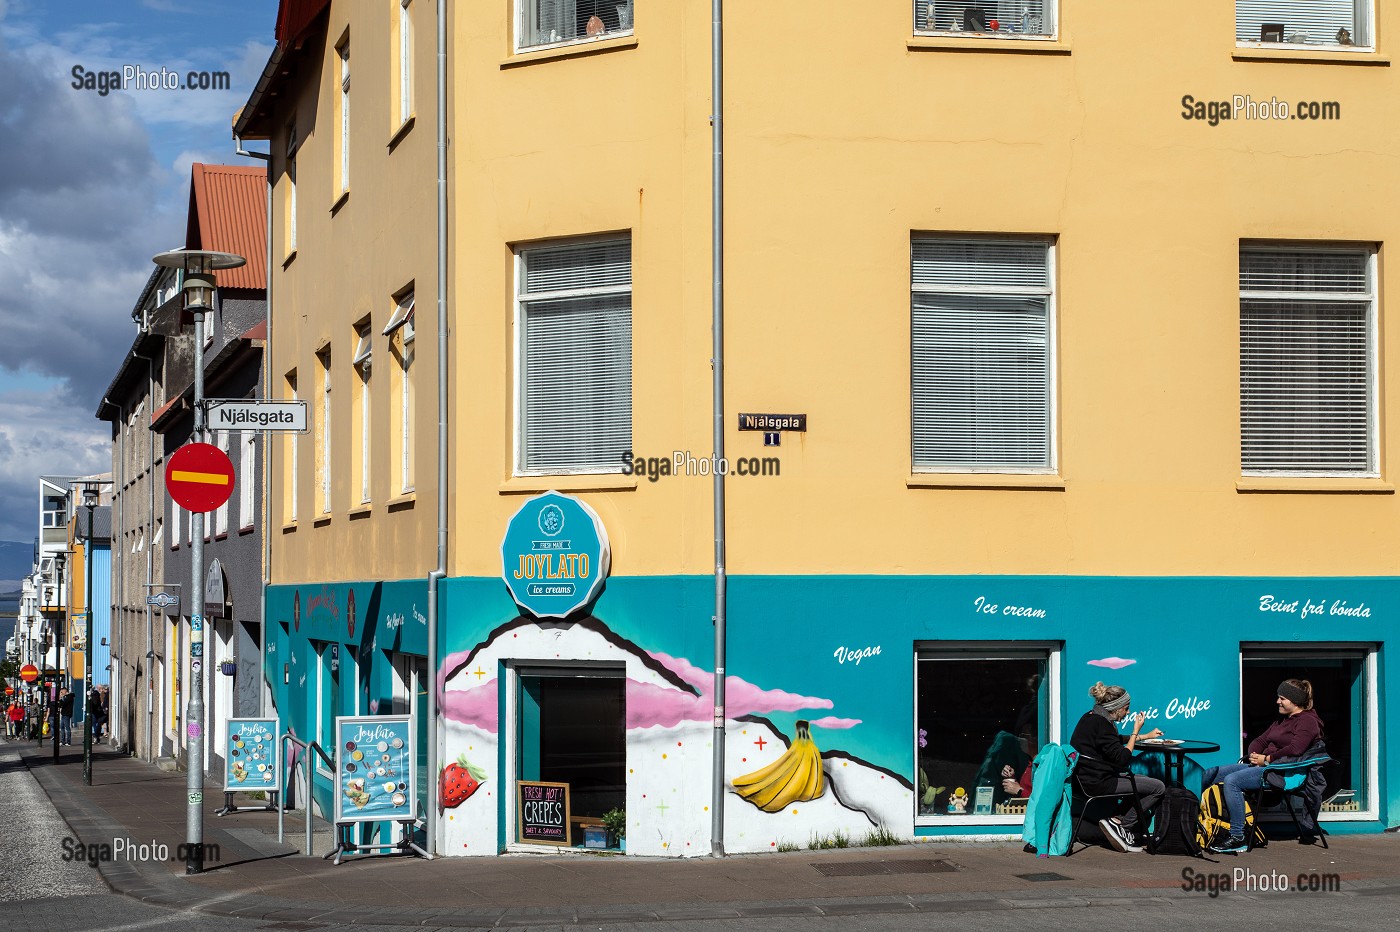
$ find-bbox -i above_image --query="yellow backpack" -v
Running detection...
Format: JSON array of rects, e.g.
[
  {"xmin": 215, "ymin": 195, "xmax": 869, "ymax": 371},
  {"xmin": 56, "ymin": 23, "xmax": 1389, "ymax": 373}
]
[{"xmin": 1196, "ymin": 782, "xmax": 1267, "ymax": 850}]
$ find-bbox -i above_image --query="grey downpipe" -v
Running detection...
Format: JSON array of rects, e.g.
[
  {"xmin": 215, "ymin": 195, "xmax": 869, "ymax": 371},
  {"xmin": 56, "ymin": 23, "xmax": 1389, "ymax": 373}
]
[
  {"xmin": 143, "ymin": 351, "xmax": 156, "ymax": 762},
  {"xmin": 709, "ymin": 0, "xmax": 728, "ymax": 859},
  {"xmin": 425, "ymin": 0, "xmax": 448, "ymax": 861},
  {"xmin": 113, "ymin": 401, "xmax": 125, "ymax": 749}
]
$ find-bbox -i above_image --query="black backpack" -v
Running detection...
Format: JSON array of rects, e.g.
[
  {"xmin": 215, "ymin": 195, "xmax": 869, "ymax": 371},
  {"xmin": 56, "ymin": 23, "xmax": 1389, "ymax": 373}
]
[{"xmin": 1149, "ymin": 786, "xmax": 1205, "ymax": 857}]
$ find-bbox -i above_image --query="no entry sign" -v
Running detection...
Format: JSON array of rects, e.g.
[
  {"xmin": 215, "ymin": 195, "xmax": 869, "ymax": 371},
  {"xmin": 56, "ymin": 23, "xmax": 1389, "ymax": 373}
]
[
  {"xmin": 166, "ymin": 442, "xmax": 235, "ymax": 513},
  {"xmin": 19, "ymin": 664, "xmax": 39, "ymax": 683}
]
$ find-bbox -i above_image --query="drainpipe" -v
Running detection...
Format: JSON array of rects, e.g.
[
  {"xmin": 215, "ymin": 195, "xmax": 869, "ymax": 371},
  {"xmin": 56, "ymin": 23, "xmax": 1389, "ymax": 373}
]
[
  {"xmin": 114, "ymin": 399, "xmax": 126, "ymax": 749},
  {"xmin": 138, "ymin": 349, "xmax": 157, "ymax": 761},
  {"xmin": 234, "ymin": 133, "xmax": 273, "ymax": 722},
  {"xmin": 425, "ymin": 0, "xmax": 448, "ymax": 861},
  {"xmin": 709, "ymin": 0, "xmax": 728, "ymax": 859}
]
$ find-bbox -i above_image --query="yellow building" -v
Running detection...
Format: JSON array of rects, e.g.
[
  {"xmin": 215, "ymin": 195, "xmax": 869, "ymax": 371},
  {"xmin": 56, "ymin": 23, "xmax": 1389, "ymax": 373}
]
[{"xmin": 239, "ymin": 0, "xmax": 1398, "ymax": 856}]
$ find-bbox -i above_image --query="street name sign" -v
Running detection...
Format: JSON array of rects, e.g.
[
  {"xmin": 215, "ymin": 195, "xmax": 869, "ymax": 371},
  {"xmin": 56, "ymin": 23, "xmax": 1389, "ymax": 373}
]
[
  {"xmin": 165, "ymin": 442, "xmax": 235, "ymax": 513},
  {"xmin": 205, "ymin": 400, "xmax": 307, "ymax": 432}
]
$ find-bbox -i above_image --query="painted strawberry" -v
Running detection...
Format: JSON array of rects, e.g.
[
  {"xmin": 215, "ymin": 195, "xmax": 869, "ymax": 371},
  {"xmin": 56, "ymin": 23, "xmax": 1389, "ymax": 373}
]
[{"xmin": 441, "ymin": 756, "xmax": 487, "ymax": 810}]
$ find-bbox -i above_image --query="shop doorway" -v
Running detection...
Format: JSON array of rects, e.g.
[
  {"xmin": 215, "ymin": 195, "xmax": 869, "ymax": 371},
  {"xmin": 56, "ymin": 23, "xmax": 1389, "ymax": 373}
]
[{"xmin": 515, "ymin": 665, "xmax": 625, "ymax": 847}]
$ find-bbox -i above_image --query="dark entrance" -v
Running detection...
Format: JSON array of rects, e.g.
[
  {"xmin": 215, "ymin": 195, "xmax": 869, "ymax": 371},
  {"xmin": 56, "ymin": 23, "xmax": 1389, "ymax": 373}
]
[{"xmin": 518, "ymin": 666, "xmax": 625, "ymax": 846}]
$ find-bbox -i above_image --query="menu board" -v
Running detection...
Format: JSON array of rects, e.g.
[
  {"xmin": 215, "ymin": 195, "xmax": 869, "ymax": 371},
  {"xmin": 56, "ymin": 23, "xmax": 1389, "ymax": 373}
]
[
  {"xmin": 224, "ymin": 718, "xmax": 280, "ymax": 792},
  {"xmin": 334, "ymin": 715, "xmax": 415, "ymax": 824},
  {"xmin": 517, "ymin": 781, "xmax": 570, "ymax": 846}
]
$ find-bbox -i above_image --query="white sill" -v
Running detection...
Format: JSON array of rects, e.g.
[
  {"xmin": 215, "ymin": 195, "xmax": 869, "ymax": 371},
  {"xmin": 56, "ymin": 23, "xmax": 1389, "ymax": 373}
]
[
  {"xmin": 908, "ymin": 33, "xmax": 1069, "ymax": 54},
  {"xmin": 1233, "ymin": 44, "xmax": 1387, "ymax": 65},
  {"xmin": 501, "ymin": 473, "xmax": 638, "ymax": 494},
  {"xmin": 915, "ymin": 814, "xmax": 1024, "ymax": 827},
  {"xmin": 1236, "ymin": 477, "xmax": 1394, "ymax": 494},
  {"xmin": 503, "ymin": 33, "xmax": 637, "ymax": 68},
  {"xmin": 908, "ymin": 474, "xmax": 1065, "ymax": 490}
]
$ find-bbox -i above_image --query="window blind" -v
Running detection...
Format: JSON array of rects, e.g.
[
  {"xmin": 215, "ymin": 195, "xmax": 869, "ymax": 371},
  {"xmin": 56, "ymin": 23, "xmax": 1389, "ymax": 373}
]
[
  {"xmin": 911, "ymin": 239, "xmax": 1052, "ymax": 471},
  {"xmin": 1235, "ymin": 0, "xmax": 1364, "ymax": 45},
  {"xmin": 914, "ymin": 0, "xmax": 1052, "ymax": 35},
  {"xmin": 1240, "ymin": 249, "xmax": 1372, "ymax": 473},
  {"xmin": 520, "ymin": 0, "xmax": 634, "ymax": 49},
  {"xmin": 520, "ymin": 240, "xmax": 632, "ymax": 472}
]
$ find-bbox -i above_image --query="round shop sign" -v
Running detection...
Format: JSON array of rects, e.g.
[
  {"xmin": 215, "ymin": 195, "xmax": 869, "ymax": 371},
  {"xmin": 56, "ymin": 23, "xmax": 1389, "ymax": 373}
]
[{"xmin": 502, "ymin": 492, "xmax": 611, "ymax": 619}]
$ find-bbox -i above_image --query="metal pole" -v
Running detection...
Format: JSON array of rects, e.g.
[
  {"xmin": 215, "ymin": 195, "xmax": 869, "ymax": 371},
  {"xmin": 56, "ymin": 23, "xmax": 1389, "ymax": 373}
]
[
  {"xmin": 186, "ymin": 306, "xmax": 208, "ymax": 874},
  {"xmin": 53, "ymin": 559, "xmax": 65, "ymax": 764},
  {"xmin": 709, "ymin": 0, "xmax": 728, "ymax": 859},
  {"xmin": 84, "ymin": 498, "xmax": 95, "ymax": 785}
]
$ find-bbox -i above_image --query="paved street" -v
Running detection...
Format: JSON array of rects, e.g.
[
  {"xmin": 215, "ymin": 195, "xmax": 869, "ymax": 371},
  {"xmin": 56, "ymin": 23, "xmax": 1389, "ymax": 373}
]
[{"xmin": 5, "ymin": 736, "xmax": 1400, "ymax": 930}]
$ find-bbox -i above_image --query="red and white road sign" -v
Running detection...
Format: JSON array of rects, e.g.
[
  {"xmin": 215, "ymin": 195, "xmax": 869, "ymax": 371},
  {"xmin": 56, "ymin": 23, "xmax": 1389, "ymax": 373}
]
[
  {"xmin": 19, "ymin": 664, "xmax": 39, "ymax": 683},
  {"xmin": 165, "ymin": 442, "xmax": 235, "ymax": 513}
]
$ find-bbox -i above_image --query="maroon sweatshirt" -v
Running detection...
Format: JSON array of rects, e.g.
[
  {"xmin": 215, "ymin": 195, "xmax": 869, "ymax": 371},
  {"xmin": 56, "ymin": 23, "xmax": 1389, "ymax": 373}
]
[{"xmin": 1247, "ymin": 708, "xmax": 1324, "ymax": 761}]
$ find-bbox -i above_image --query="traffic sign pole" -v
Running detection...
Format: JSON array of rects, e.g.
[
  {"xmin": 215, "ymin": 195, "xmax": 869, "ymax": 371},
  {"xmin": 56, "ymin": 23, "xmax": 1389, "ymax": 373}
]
[{"xmin": 187, "ymin": 303, "xmax": 208, "ymax": 875}]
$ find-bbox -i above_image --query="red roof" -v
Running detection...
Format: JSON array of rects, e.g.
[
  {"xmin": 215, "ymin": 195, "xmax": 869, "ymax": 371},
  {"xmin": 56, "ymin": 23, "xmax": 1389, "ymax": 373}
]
[
  {"xmin": 187, "ymin": 164, "xmax": 267, "ymax": 291},
  {"xmin": 276, "ymin": 0, "xmax": 331, "ymax": 47}
]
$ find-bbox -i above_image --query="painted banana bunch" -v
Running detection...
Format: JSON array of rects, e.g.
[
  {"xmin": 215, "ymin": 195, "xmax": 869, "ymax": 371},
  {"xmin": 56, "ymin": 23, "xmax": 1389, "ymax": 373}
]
[{"xmin": 731, "ymin": 720, "xmax": 825, "ymax": 812}]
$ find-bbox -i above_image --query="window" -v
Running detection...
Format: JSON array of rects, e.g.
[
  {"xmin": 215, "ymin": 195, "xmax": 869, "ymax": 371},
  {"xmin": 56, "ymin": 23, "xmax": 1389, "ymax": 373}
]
[
  {"xmin": 1239, "ymin": 247, "xmax": 1375, "ymax": 475},
  {"xmin": 911, "ymin": 237, "xmax": 1054, "ymax": 473},
  {"xmin": 398, "ymin": 0, "xmax": 413, "ymax": 124},
  {"xmin": 337, "ymin": 37, "xmax": 350, "ymax": 194},
  {"xmin": 516, "ymin": 238, "xmax": 632, "ymax": 474},
  {"xmin": 386, "ymin": 291, "xmax": 415, "ymax": 493},
  {"xmin": 170, "ymin": 498, "xmax": 181, "ymax": 550},
  {"xmin": 1236, "ymin": 1, "xmax": 1371, "ymax": 48},
  {"xmin": 314, "ymin": 641, "xmax": 340, "ymax": 774},
  {"xmin": 913, "ymin": 0, "xmax": 1055, "ymax": 38},
  {"xmin": 318, "ymin": 348, "xmax": 333, "ymax": 514},
  {"xmin": 215, "ymin": 430, "xmax": 229, "ymax": 537},
  {"xmin": 352, "ymin": 320, "xmax": 373, "ymax": 504},
  {"xmin": 284, "ymin": 121, "xmax": 298, "ymax": 252},
  {"xmin": 240, "ymin": 430, "xmax": 256, "ymax": 530},
  {"xmin": 518, "ymin": 0, "xmax": 633, "ymax": 51},
  {"xmin": 285, "ymin": 369, "xmax": 299, "ymax": 522},
  {"xmin": 915, "ymin": 645, "xmax": 1057, "ymax": 823},
  {"xmin": 1240, "ymin": 645, "xmax": 1376, "ymax": 820}
]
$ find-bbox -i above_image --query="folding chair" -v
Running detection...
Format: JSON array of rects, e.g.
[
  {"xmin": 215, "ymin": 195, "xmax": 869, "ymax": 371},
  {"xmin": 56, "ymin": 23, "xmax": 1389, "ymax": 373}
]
[
  {"xmin": 1244, "ymin": 754, "xmax": 1332, "ymax": 849},
  {"xmin": 1068, "ymin": 768, "xmax": 1154, "ymax": 855}
]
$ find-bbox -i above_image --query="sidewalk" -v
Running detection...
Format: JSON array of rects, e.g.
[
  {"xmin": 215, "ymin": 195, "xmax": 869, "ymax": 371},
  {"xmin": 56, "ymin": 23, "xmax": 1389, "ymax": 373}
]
[{"xmin": 14, "ymin": 737, "xmax": 1400, "ymax": 926}]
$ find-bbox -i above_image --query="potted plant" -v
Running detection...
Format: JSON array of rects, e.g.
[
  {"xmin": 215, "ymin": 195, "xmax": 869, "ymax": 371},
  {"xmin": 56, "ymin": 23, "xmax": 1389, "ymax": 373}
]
[
  {"xmin": 601, "ymin": 807, "xmax": 626, "ymax": 849},
  {"xmin": 219, "ymin": 660, "xmax": 238, "ymax": 676}
]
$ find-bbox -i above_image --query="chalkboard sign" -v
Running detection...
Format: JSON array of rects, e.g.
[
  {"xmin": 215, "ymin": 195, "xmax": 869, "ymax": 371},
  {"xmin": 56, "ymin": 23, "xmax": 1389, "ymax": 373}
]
[{"xmin": 517, "ymin": 781, "xmax": 570, "ymax": 846}]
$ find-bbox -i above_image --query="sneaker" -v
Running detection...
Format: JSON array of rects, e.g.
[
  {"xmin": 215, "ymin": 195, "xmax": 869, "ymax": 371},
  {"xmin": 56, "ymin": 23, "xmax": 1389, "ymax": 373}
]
[
  {"xmin": 1210, "ymin": 833, "xmax": 1248, "ymax": 854},
  {"xmin": 1098, "ymin": 818, "xmax": 1145, "ymax": 853}
]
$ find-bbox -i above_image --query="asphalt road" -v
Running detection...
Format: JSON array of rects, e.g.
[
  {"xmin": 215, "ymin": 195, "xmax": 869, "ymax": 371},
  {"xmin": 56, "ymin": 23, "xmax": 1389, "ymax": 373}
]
[{"xmin": 4, "ymin": 740, "xmax": 1399, "ymax": 931}]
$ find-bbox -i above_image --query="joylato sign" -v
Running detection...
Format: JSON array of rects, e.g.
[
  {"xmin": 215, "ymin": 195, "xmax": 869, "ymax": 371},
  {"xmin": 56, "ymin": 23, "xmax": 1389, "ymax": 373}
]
[{"xmin": 501, "ymin": 492, "xmax": 611, "ymax": 618}]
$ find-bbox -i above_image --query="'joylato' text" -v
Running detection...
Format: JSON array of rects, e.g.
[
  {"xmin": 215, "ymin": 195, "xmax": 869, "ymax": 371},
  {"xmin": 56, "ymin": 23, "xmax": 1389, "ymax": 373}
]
[{"xmin": 513, "ymin": 553, "xmax": 590, "ymax": 580}]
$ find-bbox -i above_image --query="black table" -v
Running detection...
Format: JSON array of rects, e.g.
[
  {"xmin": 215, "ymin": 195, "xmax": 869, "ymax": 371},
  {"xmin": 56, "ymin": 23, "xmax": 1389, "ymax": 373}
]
[{"xmin": 1134, "ymin": 739, "xmax": 1220, "ymax": 786}]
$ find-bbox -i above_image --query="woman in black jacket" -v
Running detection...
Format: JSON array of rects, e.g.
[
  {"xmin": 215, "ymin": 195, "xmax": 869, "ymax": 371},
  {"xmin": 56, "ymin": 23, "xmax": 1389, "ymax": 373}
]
[{"xmin": 1069, "ymin": 682, "xmax": 1165, "ymax": 853}]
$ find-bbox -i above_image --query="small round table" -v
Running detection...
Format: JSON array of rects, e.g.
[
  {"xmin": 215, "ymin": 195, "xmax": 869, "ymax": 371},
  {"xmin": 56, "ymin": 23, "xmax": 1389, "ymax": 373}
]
[{"xmin": 1135, "ymin": 739, "xmax": 1221, "ymax": 786}]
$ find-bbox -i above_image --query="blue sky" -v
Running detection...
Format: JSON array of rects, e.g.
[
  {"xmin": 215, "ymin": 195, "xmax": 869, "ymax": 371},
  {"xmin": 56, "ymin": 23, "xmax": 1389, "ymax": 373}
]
[{"xmin": 0, "ymin": 0, "xmax": 277, "ymax": 562}]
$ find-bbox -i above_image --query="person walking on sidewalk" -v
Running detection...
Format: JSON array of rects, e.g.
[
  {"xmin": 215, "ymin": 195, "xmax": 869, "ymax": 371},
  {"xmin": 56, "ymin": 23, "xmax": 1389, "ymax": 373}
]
[
  {"xmin": 58, "ymin": 688, "xmax": 74, "ymax": 745},
  {"xmin": 90, "ymin": 685, "xmax": 108, "ymax": 741},
  {"xmin": 6, "ymin": 701, "xmax": 22, "ymax": 738}
]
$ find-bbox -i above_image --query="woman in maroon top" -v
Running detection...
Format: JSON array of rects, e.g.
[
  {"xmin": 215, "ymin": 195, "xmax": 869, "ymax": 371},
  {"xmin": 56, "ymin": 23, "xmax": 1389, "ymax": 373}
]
[{"xmin": 1202, "ymin": 678, "xmax": 1324, "ymax": 854}]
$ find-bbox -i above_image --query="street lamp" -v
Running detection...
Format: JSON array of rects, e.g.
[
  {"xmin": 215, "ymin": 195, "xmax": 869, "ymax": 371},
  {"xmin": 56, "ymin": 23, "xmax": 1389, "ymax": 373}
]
[
  {"xmin": 52, "ymin": 550, "xmax": 67, "ymax": 764},
  {"xmin": 152, "ymin": 248, "xmax": 245, "ymax": 875},
  {"xmin": 80, "ymin": 481, "xmax": 105, "ymax": 786}
]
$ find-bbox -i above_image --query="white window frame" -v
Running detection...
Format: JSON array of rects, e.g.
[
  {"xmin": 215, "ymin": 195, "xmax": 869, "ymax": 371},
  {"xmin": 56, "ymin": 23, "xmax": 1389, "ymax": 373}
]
[
  {"xmin": 385, "ymin": 291, "xmax": 416, "ymax": 494},
  {"xmin": 1239, "ymin": 245, "xmax": 1376, "ymax": 477},
  {"xmin": 319, "ymin": 349, "xmax": 333, "ymax": 514},
  {"xmin": 910, "ymin": 236, "xmax": 1057, "ymax": 475},
  {"xmin": 912, "ymin": 0, "xmax": 1058, "ymax": 40},
  {"xmin": 338, "ymin": 37, "xmax": 350, "ymax": 193},
  {"xmin": 240, "ymin": 430, "xmax": 256, "ymax": 531},
  {"xmin": 515, "ymin": 0, "xmax": 634, "ymax": 53},
  {"xmin": 215, "ymin": 430, "xmax": 229, "ymax": 537},
  {"xmin": 287, "ymin": 371, "xmax": 299, "ymax": 522},
  {"xmin": 285, "ymin": 122, "xmax": 298, "ymax": 252},
  {"xmin": 1238, "ymin": 644, "xmax": 1378, "ymax": 822},
  {"xmin": 353, "ymin": 322, "xmax": 373, "ymax": 504},
  {"xmin": 514, "ymin": 237, "xmax": 633, "ymax": 476},
  {"xmin": 1235, "ymin": 1, "xmax": 1373, "ymax": 51},
  {"xmin": 399, "ymin": 0, "xmax": 413, "ymax": 124},
  {"xmin": 913, "ymin": 643, "xmax": 1061, "ymax": 828},
  {"xmin": 170, "ymin": 498, "xmax": 181, "ymax": 550}
]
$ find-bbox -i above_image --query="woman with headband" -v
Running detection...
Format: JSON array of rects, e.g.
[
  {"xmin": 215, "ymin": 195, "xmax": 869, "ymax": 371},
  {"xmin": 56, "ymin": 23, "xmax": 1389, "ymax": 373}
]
[
  {"xmin": 1069, "ymin": 682, "xmax": 1165, "ymax": 853},
  {"xmin": 1201, "ymin": 678, "xmax": 1324, "ymax": 854}
]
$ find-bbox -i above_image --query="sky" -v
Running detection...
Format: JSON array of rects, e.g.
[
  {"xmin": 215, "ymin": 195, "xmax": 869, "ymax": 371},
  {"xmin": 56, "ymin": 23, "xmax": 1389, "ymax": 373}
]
[{"xmin": 0, "ymin": 0, "xmax": 278, "ymax": 550}]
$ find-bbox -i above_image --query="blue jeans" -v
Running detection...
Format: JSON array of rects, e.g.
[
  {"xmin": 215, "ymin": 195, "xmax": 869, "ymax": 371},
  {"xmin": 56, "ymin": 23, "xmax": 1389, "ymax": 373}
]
[
  {"xmin": 60, "ymin": 715, "xmax": 72, "ymax": 745},
  {"xmin": 1202, "ymin": 762, "xmax": 1266, "ymax": 837}
]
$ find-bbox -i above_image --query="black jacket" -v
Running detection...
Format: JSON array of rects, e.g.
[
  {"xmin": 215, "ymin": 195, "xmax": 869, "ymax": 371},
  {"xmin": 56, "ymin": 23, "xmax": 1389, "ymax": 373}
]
[
  {"xmin": 59, "ymin": 693, "xmax": 74, "ymax": 716},
  {"xmin": 1070, "ymin": 710, "xmax": 1132, "ymax": 795}
]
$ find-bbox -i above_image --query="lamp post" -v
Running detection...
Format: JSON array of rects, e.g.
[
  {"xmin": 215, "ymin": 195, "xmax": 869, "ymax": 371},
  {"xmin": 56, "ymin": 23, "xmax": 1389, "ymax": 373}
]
[
  {"xmin": 52, "ymin": 550, "xmax": 67, "ymax": 764},
  {"xmin": 152, "ymin": 248, "xmax": 245, "ymax": 875},
  {"xmin": 81, "ymin": 482, "xmax": 104, "ymax": 786}
]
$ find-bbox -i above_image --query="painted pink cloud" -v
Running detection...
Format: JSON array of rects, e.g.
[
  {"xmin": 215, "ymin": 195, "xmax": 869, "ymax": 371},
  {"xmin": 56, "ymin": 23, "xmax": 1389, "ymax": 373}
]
[
  {"xmin": 808, "ymin": 716, "xmax": 862, "ymax": 730},
  {"xmin": 441, "ymin": 683, "xmax": 499, "ymax": 733},
  {"xmin": 1087, "ymin": 657, "xmax": 1136, "ymax": 669}
]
